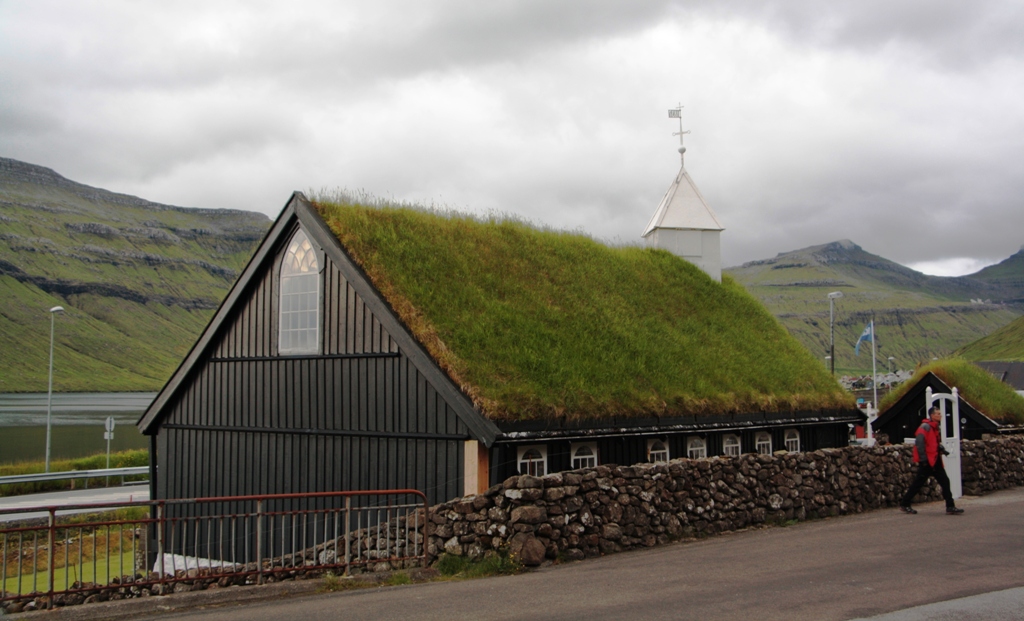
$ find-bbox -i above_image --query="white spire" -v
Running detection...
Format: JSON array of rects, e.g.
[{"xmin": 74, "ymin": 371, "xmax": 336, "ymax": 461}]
[
  {"xmin": 642, "ymin": 105, "xmax": 724, "ymax": 282},
  {"xmin": 642, "ymin": 106, "xmax": 723, "ymax": 237}
]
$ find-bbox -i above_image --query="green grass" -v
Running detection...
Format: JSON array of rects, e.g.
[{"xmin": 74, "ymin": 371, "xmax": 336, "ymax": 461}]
[
  {"xmin": 3, "ymin": 550, "xmax": 137, "ymax": 596},
  {"xmin": 878, "ymin": 358, "xmax": 1024, "ymax": 424},
  {"xmin": 434, "ymin": 551, "xmax": 523, "ymax": 578},
  {"xmin": 384, "ymin": 571, "xmax": 412, "ymax": 586},
  {"xmin": 956, "ymin": 314, "xmax": 1024, "ymax": 361},
  {"xmin": 0, "ymin": 449, "xmax": 148, "ymax": 496},
  {"xmin": 2, "ymin": 536, "xmax": 138, "ymax": 594},
  {"xmin": 314, "ymin": 196, "xmax": 852, "ymax": 421}
]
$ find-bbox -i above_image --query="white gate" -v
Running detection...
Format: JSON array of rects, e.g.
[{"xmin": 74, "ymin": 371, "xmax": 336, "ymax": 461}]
[{"xmin": 926, "ymin": 386, "xmax": 962, "ymax": 500}]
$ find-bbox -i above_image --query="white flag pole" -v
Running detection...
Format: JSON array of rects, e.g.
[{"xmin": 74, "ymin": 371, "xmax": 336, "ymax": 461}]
[{"xmin": 869, "ymin": 319, "xmax": 877, "ymax": 443}]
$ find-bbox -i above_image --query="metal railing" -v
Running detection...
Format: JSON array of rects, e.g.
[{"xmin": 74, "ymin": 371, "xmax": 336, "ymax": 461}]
[
  {"xmin": 0, "ymin": 467, "xmax": 149, "ymax": 487},
  {"xmin": 0, "ymin": 490, "xmax": 428, "ymax": 608}
]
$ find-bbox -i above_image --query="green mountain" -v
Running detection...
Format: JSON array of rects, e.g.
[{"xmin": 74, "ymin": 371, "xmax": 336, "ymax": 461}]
[
  {"xmin": 725, "ymin": 240, "xmax": 1024, "ymax": 374},
  {"xmin": 0, "ymin": 157, "xmax": 270, "ymax": 392},
  {"xmin": 956, "ymin": 314, "xmax": 1024, "ymax": 361}
]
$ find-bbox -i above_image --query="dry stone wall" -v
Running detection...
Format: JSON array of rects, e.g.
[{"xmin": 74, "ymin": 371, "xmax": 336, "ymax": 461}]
[{"xmin": 425, "ymin": 436, "xmax": 1024, "ymax": 566}]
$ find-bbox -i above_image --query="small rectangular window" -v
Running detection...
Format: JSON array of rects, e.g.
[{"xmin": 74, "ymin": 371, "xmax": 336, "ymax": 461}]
[
  {"xmin": 517, "ymin": 445, "xmax": 547, "ymax": 476},
  {"xmin": 687, "ymin": 436, "xmax": 707, "ymax": 459},
  {"xmin": 723, "ymin": 434, "xmax": 741, "ymax": 457},
  {"xmin": 571, "ymin": 443, "xmax": 598, "ymax": 469},
  {"xmin": 785, "ymin": 429, "xmax": 800, "ymax": 452},
  {"xmin": 647, "ymin": 439, "xmax": 670, "ymax": 463}
]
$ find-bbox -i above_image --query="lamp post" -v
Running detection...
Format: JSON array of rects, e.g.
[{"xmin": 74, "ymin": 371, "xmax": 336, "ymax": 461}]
[
  {"xmin": 45, "ymin": 305, "xmax": 64, "ymax": 473},
  {"xmin": 828, "ymin": 292, "xmax": 843, "ymax": 376}
]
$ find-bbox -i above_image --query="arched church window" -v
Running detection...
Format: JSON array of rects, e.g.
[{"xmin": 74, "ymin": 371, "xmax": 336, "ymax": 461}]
[{"xmin": 279, "ymin": 228, "xmax": 320, "ymax": 354}]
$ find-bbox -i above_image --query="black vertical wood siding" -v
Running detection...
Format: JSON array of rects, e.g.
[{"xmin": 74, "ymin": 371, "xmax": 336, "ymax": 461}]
[{"xmin": 156, "ymin": 233, "xmax": 468, "ymax": 507}]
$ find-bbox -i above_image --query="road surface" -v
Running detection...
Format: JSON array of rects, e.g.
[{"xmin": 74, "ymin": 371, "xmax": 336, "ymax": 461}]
[{"xmin": 0, "ymin": 485, "xmax": 149, "ymax": 522}]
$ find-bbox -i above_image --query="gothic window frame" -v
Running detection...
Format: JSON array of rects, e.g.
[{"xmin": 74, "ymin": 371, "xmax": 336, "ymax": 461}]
[{"xmin": 278, "ymin": 227, "xmax": 322, "ymax": 355}]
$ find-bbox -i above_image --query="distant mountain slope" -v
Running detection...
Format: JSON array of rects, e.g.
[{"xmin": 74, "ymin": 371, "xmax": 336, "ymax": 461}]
[
  {"xmin": 0, "ymin": 157, "xmax": 270, "ymax": 392},
  {"xmin": 956, "ymin": 314, "xmax": 1024, "ymax": 361},
  {"xmin": 725, "ymin": 240, "xmax": 1024, "ymax": 374}
]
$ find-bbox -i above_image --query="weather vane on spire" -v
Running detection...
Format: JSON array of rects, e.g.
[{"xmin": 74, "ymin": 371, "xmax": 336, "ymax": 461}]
[{"xmin": 668, "ymin": 103, "xmax": 690, "ymax": 164}]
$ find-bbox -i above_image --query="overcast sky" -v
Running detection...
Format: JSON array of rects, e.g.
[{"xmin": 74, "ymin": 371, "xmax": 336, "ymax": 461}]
[{"xmin": 2, "ymin": 1, "xmax": 1023, "ymax": 274}]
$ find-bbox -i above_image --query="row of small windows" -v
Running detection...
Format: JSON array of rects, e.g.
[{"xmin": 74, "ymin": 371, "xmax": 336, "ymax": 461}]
[{"xmin": 517, "ymin": 430, "xmax": 802, "ymax": 474}]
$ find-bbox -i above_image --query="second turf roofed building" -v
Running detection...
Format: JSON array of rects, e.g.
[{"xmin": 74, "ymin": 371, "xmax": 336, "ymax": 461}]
[{"xmin": 139, "ymin": 193, "xmax": 861, "ymax": 506}]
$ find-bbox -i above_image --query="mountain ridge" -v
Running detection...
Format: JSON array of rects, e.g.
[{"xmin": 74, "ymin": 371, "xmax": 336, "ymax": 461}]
[
  {"xmin": 725, "ymin": 239, "xmax": 1024, "ymax": 374},
  {"xmin": 0, "ymin": 156, "xmax": 270, "ymax": 392}
]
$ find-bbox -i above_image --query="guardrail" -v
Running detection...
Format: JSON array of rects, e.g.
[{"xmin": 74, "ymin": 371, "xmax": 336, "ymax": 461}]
[
  {"xmin": 0, "ymin": 467, "xmax": 149, "ymax": 487},
  {"xmin": 0, "ymin": 489, "xmax": 428, "ymax": 611}
]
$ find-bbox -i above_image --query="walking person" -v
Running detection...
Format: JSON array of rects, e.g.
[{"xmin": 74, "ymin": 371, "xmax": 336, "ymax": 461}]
[{"xmin": 900, "ymin": 406, "xmax": 964, "ymax": 514}]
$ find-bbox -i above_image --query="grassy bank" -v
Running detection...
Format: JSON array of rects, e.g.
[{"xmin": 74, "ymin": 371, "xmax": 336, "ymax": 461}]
[
  {"xmin": 956, "ymin": 314, "xmax": 1024, "ymax": 361},
  {"xmin": 0, "ymin": 449, "xmax": 148, "ymax": 497}
]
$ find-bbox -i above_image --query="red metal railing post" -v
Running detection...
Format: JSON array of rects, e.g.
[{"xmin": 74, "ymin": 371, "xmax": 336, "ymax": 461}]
[
  {"xmin": 47, "ymin": 508, "xmax": 56, "ymax": 609},
  {"xmin": 255, "ymin": 499, "xmax": 263, "ymax": 585},
  {"xmin": 156, "ymin": 503, "xmax": 166, "ymax": 588},
  {"xmin": 344, "ymin": 496, "xmax": 351, "ymax": 576}
]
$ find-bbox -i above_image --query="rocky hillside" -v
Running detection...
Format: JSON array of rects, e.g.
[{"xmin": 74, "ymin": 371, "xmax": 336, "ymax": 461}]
[
  {"xmin": 0, "ymin": 157, "xmax": 270, "ymax": 392},
  {"xmin": 726, "ymin": 240, "xmax": 1024, "ymax": 374}
]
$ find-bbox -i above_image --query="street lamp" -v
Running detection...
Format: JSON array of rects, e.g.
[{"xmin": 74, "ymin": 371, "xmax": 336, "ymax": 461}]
[
  {"xmin": 888, "ymin": 356, "xmax": 894, "ymax": 374},
  {"xmin": 828, "ymin": 292, "xmax": 843, "ymax": 376},
  {"xmin": 45, "ymin": 305, "xmax": 64, "ymax": 473}
]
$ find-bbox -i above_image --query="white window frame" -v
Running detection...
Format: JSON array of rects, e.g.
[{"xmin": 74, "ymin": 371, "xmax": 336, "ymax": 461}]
[
  {"xmin": 647, "ymin": 438, "xmax": 670, "ymax": 463},
  {"xmin": 755, "ymin": 432, "xmax": 773, "ymax": 455},
  {"xmin": 570, "ymin": 442, "xmax": 598, "ymax": 470},
  {"xmin": 722, "ymin": 434, "xmax": 741, "ymax": 457},
  {"xmin": 785, "ymin": 429, "xmax": 801, "ymax": 453},
  {"xmin": 517, "ymin": 445, "xmax": 547, "ymax": 476},
  {"xmin": 278, "ymin": 228, "xmax": 320, "ymax": 355},
  {"xmin": 686, "ymin": 436, "xmax": 707, "ymax": 459}
]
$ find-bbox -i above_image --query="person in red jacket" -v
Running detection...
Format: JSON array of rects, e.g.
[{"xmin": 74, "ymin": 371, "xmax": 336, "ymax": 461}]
[{"xmin": 899, "ymin": 406, "xmax": 964, "ymax": 514}]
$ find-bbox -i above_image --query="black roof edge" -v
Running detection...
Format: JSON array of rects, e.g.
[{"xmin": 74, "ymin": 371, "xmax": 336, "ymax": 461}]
[
  {"xmin": 495, "ymin": 414, "xmax": 863, "ymax": 443},
  {"xmin": 294, "ymin": 195, "xmax": 502, "ymax": 447},
  {"xmin": 497, "ymin": 408, "xmax": 864, "ymax": 434},
  {"xmin": 137, "ymin": 194, "xmax": 302, "ymax": 434}
]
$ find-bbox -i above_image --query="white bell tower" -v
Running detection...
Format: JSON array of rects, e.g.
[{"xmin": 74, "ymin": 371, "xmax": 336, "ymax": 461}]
[{"xmin": 641, "ymin": 105, "xmax": 724, "ymax": 282}]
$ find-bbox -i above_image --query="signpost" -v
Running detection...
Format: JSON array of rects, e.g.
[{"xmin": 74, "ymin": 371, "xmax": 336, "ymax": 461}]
[{"xmin": 104, "ymin": 416, "xmax": 115, "ymax": 484}]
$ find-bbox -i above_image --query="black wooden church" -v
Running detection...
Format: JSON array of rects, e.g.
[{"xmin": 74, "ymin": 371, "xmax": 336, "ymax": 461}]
[{"xmin": 139, "ymin": 193, "xmax": 862, "ymax": 506}]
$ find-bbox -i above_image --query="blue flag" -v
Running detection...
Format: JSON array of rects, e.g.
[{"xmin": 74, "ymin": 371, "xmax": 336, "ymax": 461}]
[{"xmin": 855, "ymin": 322, "xmax": 873, "ymax": 356}]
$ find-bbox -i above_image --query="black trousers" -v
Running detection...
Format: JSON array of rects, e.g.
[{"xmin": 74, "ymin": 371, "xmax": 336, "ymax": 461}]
[{"xmin": 901, "ymin": 460, "xmax": 955, "ymax": 508}]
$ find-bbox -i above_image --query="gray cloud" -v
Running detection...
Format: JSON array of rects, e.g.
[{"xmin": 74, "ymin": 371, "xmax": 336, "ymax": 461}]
[{"xmin": 2, "ymin": 1, "xmax": 1023, "ymax": 273}]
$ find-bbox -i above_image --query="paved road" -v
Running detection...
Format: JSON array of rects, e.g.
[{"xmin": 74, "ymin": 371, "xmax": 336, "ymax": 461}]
[
  {"xmin": 138, "ymin": 487, "xmax": 1024, "ymax": 621},
  {"xmin": 0, "ymin": 486, "xmax": 149, "ymax": 521}
]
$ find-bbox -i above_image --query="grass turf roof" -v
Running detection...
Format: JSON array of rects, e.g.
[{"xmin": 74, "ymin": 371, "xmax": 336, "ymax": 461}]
[
  {"xmin": 878, "ymin": 358, "xmax": 1024, "ymax": 425},
  {"xmin": 313, "ymin": 197, "xmax": 853, "ymax": 422}
]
